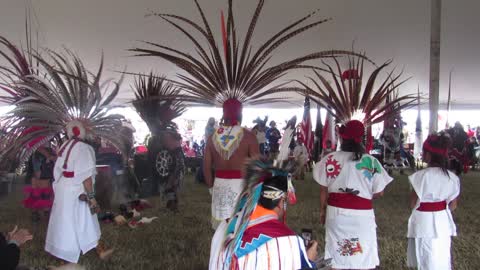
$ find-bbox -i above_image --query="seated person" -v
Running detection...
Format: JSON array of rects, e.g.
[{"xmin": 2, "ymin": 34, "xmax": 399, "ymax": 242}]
[{"xmin": 209, "ymin": 160, "xmax": 318, "ymax": 269}]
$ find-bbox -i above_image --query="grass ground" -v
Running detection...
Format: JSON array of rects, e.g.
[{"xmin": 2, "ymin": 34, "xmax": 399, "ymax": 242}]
[{"xmin": 0, "ymin": 170, "xmax": 479, "ymax": 270}]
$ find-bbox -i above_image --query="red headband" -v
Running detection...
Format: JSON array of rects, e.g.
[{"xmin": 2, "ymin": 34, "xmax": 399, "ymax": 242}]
[
  {"xmin": 423, "ymin": 135, "xmax": 448, "ymax": 157},
  {"xmin": 341, "ymin": 69, "xmax": 360, "ymax": 80},
  {"xmin": 339, "ymin": 120, "xmax": 365, "ymax": 143},
  {"xmin": 223, "ymin": 98, "xmax": 242, "ymax": 126}
]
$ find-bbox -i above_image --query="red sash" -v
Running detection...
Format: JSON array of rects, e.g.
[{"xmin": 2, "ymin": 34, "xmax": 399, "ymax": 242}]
[
  {"xmin": 215, "ymin": 170, "xmax": 242, "ymax": 179},
  {"xmin": 417, "ymin": 201, "xmax": 447, "ymax": 212},
  {"xmin": 63, "ymin": 171, "xmax": 74, "ymax": 178},
  {"xmin": 327, "ymin": 192, "xmax": 373, "ymax": 210}
]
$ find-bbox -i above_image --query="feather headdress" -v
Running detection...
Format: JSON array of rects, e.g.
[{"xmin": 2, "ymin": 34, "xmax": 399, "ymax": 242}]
[
  {"xmin": 131, "ymin": 73, "xmax": 187, "ymax": 135},
  {"xmin": 0, "ymin": 50, "xmax": 128, "ymax": 165},
  {"xmin": 131, "ymin": 0, "xmax": 369, "ymax": 111},
  {"xmin": 0, "ymin": 36, "xmax": 38, "ymax": 104},
  {"xmin": 299, "ymin": 55, "xmax": 418, "ymax": 126}
]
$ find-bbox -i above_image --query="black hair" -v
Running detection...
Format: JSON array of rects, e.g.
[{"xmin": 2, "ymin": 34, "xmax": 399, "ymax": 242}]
[
  {"xmin": 424, "ymin": 132, "xmax": 451, "ymax": 176},
  {"xmin": 340, "ymin": 139, "xmax": 365, "ymax": 161},
  {"xmin": 258, "ymin": 175, "xmax": 287, "ymax": 210}
]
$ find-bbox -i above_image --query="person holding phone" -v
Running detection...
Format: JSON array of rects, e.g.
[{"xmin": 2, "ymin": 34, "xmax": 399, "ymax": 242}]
[
  {"xmin": 209, "ymin": 160, "xmax": 318, "ymax": 270},
  {"xmin": 313, "ymin": 120, "xmax": 393, "ymax": 269}
]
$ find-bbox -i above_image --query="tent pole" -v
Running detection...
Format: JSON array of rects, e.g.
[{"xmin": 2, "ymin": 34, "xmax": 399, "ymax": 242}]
[{"xmin": 429, "ymin": 0, "xmax": 441, "ymax": 134}]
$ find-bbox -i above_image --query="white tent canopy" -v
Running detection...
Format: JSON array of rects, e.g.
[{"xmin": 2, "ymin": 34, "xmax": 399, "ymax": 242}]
[{"xmin": 0, "ymin": 0, "xmax": 480, "ymax": 108}]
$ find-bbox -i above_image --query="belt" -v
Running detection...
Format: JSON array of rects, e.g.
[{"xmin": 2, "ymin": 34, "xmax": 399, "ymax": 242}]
[
  {"xmin": 215, "ymin": 170, "xmax": 242, "ymax": 179},
  {"xmin": 327, "ymin": 192, "xmax": 373, "ymax": 210},
  {"xmin": 417, "ymin": 201, "xmax": 447, "ymax": 212}
]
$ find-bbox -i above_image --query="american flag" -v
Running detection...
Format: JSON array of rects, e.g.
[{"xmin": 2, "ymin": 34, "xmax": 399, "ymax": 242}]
[{"xmin": 299, "ymin": 97, "xmax": 314, "ymax": 157}]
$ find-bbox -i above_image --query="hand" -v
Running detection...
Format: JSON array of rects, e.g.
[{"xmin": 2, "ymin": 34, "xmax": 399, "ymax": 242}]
[
  {"xmin": 306, "ymin": 240, "xmax": 318, "ymax": 262},
  {"xmin": 89, "ymin": 198, "xmax": 101, "ymax": 213},
  {"xmin": 320, "ymin": 212, "xmax": 326, "ymax": 225},
  {"xmin": 7, "ymin": 226, "xmax": 33, "ymax": 246},
  {"xmin": 208, "ymin": 188, "xmax": 213, "ymax": 195}
]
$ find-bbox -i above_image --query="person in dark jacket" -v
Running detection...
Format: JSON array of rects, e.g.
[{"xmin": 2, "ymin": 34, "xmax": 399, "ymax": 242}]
[{"xmin": 0, "ymin": 226, "xmax": 33, "ymax": 270}]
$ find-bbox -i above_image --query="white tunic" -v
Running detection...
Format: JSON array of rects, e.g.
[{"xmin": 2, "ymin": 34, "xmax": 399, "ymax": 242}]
[
  {"xmin": 407, "ymin": 168, "xmax": 460, "ymax": 238},
  {"xmin": 406, "ymin": 168, "xmax": 460, "ymax": 270},
  {"xmin": 45, "ymin": 141, "xmax": 101, "ymax": 263},
  {"xmin": 313, "ymin": 151, "xmax": 393, "ymax": 269}
]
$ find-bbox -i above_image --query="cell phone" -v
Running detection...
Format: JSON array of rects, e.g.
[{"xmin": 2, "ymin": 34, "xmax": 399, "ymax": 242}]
[{"xmin": 301, "ymin": 228, "xmax": 313, "ymax": 247}]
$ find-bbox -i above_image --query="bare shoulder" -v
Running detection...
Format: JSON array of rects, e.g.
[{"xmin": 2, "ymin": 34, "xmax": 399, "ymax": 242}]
[{"xmin": 242, "ymin": 128, "xmax": 257, "ymax": 141}]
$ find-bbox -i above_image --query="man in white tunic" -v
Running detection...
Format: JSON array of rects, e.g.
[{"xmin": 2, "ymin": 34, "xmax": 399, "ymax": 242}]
[
  {"xmin": 45, "ymin": 121, "xmax": 101, "ymax": 263},
  {"xmin": 313, "ymin": 120, "xmax": 393, "ymax": 269}
]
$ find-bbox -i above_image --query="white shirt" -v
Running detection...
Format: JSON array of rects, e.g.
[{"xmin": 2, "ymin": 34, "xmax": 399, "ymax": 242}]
[
  {"xmin": 407, "ymin": 168, "xmax": 460, "ymax": 238},
  {"xmin": 293, "ymin": 144, "xmax": 309, "ymax": 162},
  {"xmin": 314, "ymin": 151, "xmax": 393, "ymax": 201}
]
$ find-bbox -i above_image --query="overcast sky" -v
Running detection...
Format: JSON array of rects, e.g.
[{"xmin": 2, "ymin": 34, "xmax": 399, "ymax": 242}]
[{"xmin": 1, "ymin": 0, "xmax": 479, "ymax": 108}]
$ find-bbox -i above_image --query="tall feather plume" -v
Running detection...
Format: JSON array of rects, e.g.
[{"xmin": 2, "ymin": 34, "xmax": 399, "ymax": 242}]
[
  {"xmin": 298, "ymin": 55, "xmax": 418, "ymax": 126},
  {"xmin": 131, "ymin": 73, "xmax": 186, "ymax": 134},
  {"xmin": 0, "ymin": 50, "xmax": 128, "ymax": 166},
  {"xmin": 131, "ymin": 0, "xmax": 371, "ymax": 107}
]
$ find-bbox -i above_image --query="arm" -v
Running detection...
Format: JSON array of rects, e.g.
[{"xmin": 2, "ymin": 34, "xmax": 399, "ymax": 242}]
[
  {"xmin": 449, "ymin": 197, "xmax": 459, "ymax": 212},
  {"xmin": 373, "ymin": 191, "xmax": 384, "ymax": 199},
  {"xmin": 410, "ymin": 191, "xmax": 418, "ymax": 209},
  {"xmin": 319, "ymin": 185, "xmax": 328, "ymax": 224},
  {"xmin": 204, "ymin": 137, "xmax": 214, "ymax": 188},
  {"xmin": 83, "ymin": 177, "xmax": 100, "ymax": 213}
]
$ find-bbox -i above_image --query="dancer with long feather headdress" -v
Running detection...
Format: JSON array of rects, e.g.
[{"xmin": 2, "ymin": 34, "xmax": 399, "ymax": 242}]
[
  {"xmin": 209, "ymin": 119, "xmax": 328, "ymax": 270},
  {"xmin": 305, "ymin": 55, "xmax": 416, "ymax": 269},
  {"xmin": 0, "ymin": 49, "xmax": 126, "ymax": 263},
  {"xmin": 131, "ymin": 73, "xmax": 187, "ymax": 211},
  {"xmin": 0, "ymin": 36, "xmax": 57, "ymax": 222},
  {"xmin": 131, "ymin": 0, "xmax": 368, "ymax": 229}
]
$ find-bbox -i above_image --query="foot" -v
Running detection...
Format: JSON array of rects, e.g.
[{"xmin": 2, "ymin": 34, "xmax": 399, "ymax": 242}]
[{"xmin": 96, "ymin": 242, "xmax": 114, "ymax": 260}]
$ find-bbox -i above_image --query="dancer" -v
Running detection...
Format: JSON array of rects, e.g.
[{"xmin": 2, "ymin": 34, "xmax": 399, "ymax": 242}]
[
  {"xmin": 131, "ymin": 74, "xmax": 186, "ymax": 202},
  {"xmin": 23, "ymin": 144, "xmax": 55, "ymax": 223},
  {"xmin": 313, "ymin": 120, "xmax": 393, "ymax": 269},
  {"xmin": 131, "ymin": 0, "xmax": 369, "ymax": 229},
  {"xmin": 0, "ymin": 51, "xmax": 127, "ymax": 263},
  {"xmin": 406, "ymin": 133, "xmax": 460, "ymax": 270},
  {"xmin": 204, "ymin": 99, "xmax": 259, "ymax": 229},
  {"xmin": 209, "ymin": 124, "xmax": 318, "ymax": 269},
  {"xmin": 209, "ymin": 161, "xmax": 317, "ymax": 270}
]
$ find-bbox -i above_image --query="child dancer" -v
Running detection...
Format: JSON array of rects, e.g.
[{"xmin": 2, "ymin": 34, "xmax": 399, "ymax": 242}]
[{"xmin": 407, "ymin": 132, "xmax": 460, "ymax": 270}]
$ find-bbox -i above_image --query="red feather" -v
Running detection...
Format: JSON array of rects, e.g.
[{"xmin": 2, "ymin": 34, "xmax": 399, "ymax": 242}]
[{"xmin": 221, "ymin": 11, "xmax": 228, "ymax": 60}]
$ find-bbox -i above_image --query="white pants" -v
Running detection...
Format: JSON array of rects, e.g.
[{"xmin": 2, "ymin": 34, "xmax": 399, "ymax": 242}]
[
  {"xmin": 211, "ymin": 177, "xmax": 245, "ymax": 229},
  {"xmin": 407, "ymin": 237, "xmax": 452, "ymax": 270}
]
